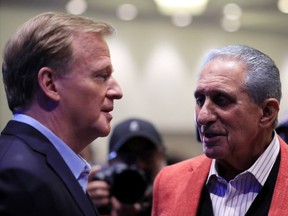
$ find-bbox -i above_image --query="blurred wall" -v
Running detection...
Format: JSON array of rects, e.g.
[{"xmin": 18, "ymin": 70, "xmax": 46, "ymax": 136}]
[{"xmin": 1, "ymin": 2, "xmax": 288, "ymax": 163}]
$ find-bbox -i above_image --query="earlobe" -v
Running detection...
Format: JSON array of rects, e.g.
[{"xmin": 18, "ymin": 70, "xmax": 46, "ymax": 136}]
[
  {"xmin": 38, "ymin": 67, "xmax": 60, "ymax": 101},
  {"xmin": 259, "ymin": 99, "xmax": 279, "ymax": 127}
]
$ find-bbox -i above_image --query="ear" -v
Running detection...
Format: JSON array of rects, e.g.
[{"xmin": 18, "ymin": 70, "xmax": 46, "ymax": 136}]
[
  {"xmin": 38, "ymin": 67, "xmax": 60, "ymax": 101},
  {"xmin": 259, "ymin": 98, "xmax": 279, "ymax": 128}
]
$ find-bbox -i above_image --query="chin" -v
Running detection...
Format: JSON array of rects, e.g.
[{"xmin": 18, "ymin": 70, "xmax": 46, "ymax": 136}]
[
  {"xmin": 94, "ymin": 120, "xmax": 111, "ymax": 135},
  {"xmin": 204, "ymin": 152, "xmax": 216, "ymax": 159},
  {"xmin": 203, "ymin": 148, "xmax": 222, "ymax": 159},
  {"xmin": 99, "ymin": 126, "xmax": 111, "ymax": 137}
]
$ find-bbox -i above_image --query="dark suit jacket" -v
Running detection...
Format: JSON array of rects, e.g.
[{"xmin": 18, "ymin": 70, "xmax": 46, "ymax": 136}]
[
  {"xmin": 152, "ymin": 136, "xmax": 288, "ymax": 216},
  {"xmin": 0, "ymin": 120, "xmax": 99, "ymax": 216}
]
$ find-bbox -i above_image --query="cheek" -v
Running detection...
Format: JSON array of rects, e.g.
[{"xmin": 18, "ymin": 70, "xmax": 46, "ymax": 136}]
[
  {"xmin": 82, "ymin": 87, "xmax": 105, "ymax": 106},
  {"xmin": 225, "ymin": 116, "xmax": 259, "ymax": 151},
  {"xmin": 225, "ymin": 105, "xmax": 259, "ymax": 130}
]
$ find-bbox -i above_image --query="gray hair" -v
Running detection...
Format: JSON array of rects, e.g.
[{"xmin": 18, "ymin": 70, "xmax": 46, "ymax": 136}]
[
  {"xmin": 200, "ymin": 44, "xmax": 281, "ymax": 127},
  {"xmin": 201, "ymin": 45, "xmax": 281, "ymax": 104},
  {"xmin": 2, "ymin": 12, "xmax": 115, "ymax": 113}
]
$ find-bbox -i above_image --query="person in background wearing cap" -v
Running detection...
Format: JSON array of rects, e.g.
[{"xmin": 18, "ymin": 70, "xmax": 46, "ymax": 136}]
[{"xmin": 87, "ymin": 118, "xmax": 167, "ymax": 216}]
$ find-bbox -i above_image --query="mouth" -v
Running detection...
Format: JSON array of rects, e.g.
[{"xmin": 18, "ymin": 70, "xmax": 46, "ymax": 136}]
[
  {"xmin": 199, "ymin": 127, "xmax": 226, "ymax": 143},
  {"xmin": 202, "ymin": 132, "xmax": 223, "ymax": 138},
  {"xmin": 201, "ymin": 133, "xmax": 223, "ymax": 145},
  {"xmin": 101, "ymin": 104, "xmax": 114, "ymax": 112},
  {"xmin": 101, "ymin": 107, "xmax": 114, "ymax": 120}
]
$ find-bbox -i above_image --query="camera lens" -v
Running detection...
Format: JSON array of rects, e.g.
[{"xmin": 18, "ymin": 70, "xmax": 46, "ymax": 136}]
[
  {"xmin": 112, "ymin": 168, "xmax": 147, "ymax": 204},
  {"xmin": 93, "ymin": 163, "xmax": 148, "ymax": 204}
]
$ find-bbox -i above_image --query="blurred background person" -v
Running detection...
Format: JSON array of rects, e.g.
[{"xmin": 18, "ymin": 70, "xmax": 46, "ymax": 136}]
[{"xmin": 87, "ymin": 117, "xmax": 167, "ymax": 216}]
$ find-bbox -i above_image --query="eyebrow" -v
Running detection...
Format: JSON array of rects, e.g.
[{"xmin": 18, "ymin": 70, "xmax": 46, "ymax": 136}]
[
  {"xmin": 194, "ymin": 87, "xmax": 205, "ymax": 97},
  {"xmin": 194, "ymin": 88, "xmax": 234, "ymax": 98}
]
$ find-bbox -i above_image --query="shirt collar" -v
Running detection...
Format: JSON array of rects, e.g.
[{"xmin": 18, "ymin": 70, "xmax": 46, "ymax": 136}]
[{"xmin": 13, "ymin": 114, "xmax": 91, "ymax": 191}]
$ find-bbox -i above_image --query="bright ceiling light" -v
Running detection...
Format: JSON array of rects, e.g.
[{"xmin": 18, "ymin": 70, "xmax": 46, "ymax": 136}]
[
  {"xmin": 116, "ymin": 4, "xmax": 138, "ymax": 21},
  {"xmin": 65, "ymin": 0, "xmax": 87, "ymax": 15},
  {"xmin": 154, "ymin": 0, "xmax": 210, "ymax": 16},
  {"xmin": 223, "ymin": 3, "xmax": 242, "ymax": 20},
  {"xmin": 278, "ymin": 0, "xmax": 288, "ymax": 13}
]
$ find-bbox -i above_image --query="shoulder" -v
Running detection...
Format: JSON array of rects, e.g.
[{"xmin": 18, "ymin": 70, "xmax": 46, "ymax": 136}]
[
  {"xmin": 0, "ymin": 131, "xmax": 41, "ymax": 166},
  {"xmin": 164, "ymin": 154, "xmax": 208, "ymax": 172},
  {"xmin": 152, "ymin": 154, "xmax": 211, "ymax": 210},
  {"xmin": 155, "ymin": 154, "xmax": 210, "ymax": 183},
  {"xmin": 0, "ymin": 123, "xmax": 51, "ymax": 178},
  {"xmin": 0, "ymin": 133, "xmax": 33, "ymax": 164}
]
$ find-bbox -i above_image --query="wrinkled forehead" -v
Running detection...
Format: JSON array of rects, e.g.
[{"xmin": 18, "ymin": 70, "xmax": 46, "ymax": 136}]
[
  {"xmin": 195, "ymin": 58, "xmax": 247, "ymax": 94},
  {"xmin": 198, "ymin": 57, "xmax": 247, "ymax": 82}
]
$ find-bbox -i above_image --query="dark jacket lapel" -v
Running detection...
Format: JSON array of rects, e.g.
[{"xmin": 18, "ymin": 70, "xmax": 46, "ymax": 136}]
[{"xmin": 2, "ymin": 120, "xmax": 98, "ymax": 216}]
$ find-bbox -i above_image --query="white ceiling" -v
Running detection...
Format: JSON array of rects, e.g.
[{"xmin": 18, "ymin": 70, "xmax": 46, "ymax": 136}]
[{"xmin": 2, "ymin": 0, "xmax": 288, "ymax": 35}]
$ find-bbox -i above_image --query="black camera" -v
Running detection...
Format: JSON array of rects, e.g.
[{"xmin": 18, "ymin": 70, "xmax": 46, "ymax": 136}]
[{"xmin": 93, "ymin": 163, "xmax": 148, "ymax": 204}]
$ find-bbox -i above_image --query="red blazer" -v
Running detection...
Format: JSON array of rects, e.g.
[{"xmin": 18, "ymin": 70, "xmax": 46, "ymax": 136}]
[{"xmin": 152, "ymin": 136, "xmax": 288, "ymax": 216}]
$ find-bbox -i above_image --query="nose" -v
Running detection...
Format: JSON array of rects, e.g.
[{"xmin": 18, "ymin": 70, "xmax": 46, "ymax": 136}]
[
  {"xmin": 107, "ymin": 77, "xmax": 123, "ymax": 100},
  {"xmin": 196, "ymin": 99, "xmax": 216, "ymax": 127}
]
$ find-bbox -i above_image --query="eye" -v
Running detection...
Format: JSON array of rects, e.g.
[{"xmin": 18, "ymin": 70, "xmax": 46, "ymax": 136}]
[
  {"xmin": 94, "ymin": 69, "xmax": 111, "ymax": 82},
  {"xmin": 195, "ymin": 94, "xmax": 205, "ymax": 107},
  {"xmin": 213, "ymin": 94, "xmax": 234, "ymax": 107},
  {"xmin": 95, "ymin": 73, "xmax": 109, "ymax": 81}
]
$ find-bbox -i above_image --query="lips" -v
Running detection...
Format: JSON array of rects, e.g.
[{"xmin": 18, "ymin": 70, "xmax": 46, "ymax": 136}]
[
  {"xmin": 203, "ymin": 132, "xmax": 217, "ymax": 138},
  {"xmin": 199, "ymin": 125, "xmax": 226, "ymax": 143},
  {"xmin": 101, "ymin": 105, "xmax": 114, "ymax": 113},
  {"xmin": 200, "ymin": 125, "xmax": 225, "ymax": 137},
  {"xmin": 201, "ymin": 132, "xmax": 217, "ymax": 140},
  {"xmin": 102, "ymin": 109, "xmax": 113, "ymax": 113},
  {"xmin": 101, "ymin": 106, "xmax": 114, "ymax": 121},
  {"xmin": 201, "ymin": 131, "xmax": 227, "ymax": 144}
]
